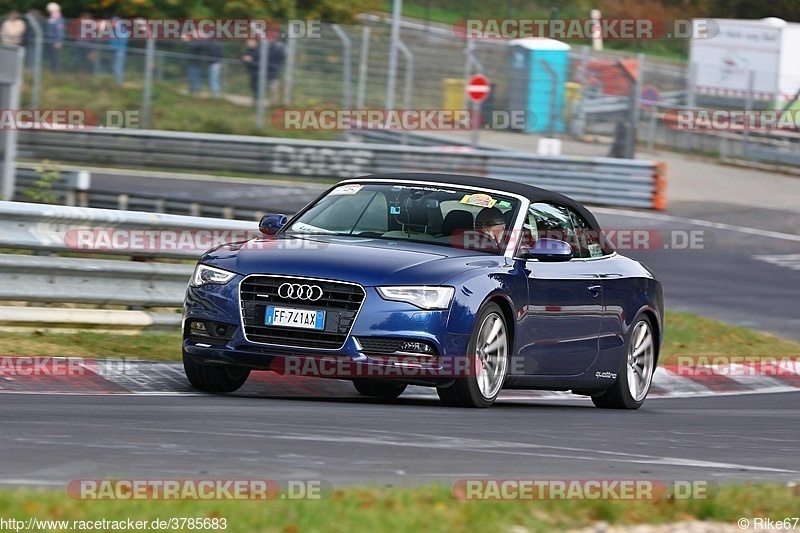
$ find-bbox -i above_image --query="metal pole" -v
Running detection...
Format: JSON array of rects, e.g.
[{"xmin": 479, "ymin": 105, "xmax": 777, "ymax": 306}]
[
  {"xmin": 574, "ymin": 45, "xmax": 589, "ymax": 137},
  {"xmin": 256, "ymin": 38, "xmax": 269, "ymax": 128},
  {"xmin": 633, "ymin": 53, "xmax": 644, "ymax": 127},
  {"xmin": 397, "ymin": 39, "xmax": 413, "ymax": 145},
  {"xmin": 385, "ymin": 0, "xmax": 403, "ymax": 110},
  {"xmin": 356, "ymin": 26, "xmax": 370, "ymax": 108},
  {"xmin": 141, "ymin": 36, "xmax": 155, "ymax": 129},
  {"xmin": 614, "ymin": 59, "xmax": 636, "ymax": 159},
  {"xmin": 685, "ymin": 62, "xmax": 697, "ymax": 152},
  {"xmin": 743, "ymin": 70, "xmax": 754, "ymax": 159},
  {"xmin": 647, "ymin": 105, "xmax": 657, "ymax": 151},
  {"xmin": 282, "ymin": 37, "xmax": 296, "ymax": 107},
  {"xmin": 397, "ymin": 40, "xmax": 413, "ymax": 111},
  {"xmin": 331, "ymin": 25, "xmax": 352, "ymax": 110},
  {"xmin": 24, "ymin": 13, "xmax": 43, "ymax": 111},
  {"xmin": 2, "ymin": 47, "xmax": 24, "ymax": 201},
  {"xmin": 156, "ymin": 51, "xmax": 164, "ymax": 82},
  {"xmin": 629, "ymin": 52, "xmax": 644, "ymax": 157}
]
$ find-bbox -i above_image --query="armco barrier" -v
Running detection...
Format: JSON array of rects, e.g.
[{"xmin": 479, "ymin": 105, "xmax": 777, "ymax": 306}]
[
  {"xmin": 18, "ymin": 129, "xmax": 666, "ymax": 210},
  {"xmin": 0, "ymin": 200, "xmax": 254, "ymax": 259},
  {"xmin": 0, "ymin": 201, "xmax": 257, "ymax": 328}
]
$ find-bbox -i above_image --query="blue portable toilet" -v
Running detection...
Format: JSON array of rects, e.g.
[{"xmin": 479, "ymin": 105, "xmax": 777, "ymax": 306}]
[{"xmin": 507, "ymin": 38, "xmax": 571, "ymax": 133}]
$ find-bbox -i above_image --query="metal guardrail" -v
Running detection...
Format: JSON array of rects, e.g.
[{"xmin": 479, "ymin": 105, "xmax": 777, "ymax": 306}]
[
  {"xmin": 0, "ymin": 201, "xmax": 261, "ymax": 327},
  {"xmin": 0, "ymin": 253, "xmax": 193, "ymax": 307},
  {"xmin": 0, "ymin": 200, "xmax": 255, "ymax": 260},
  {"xmin": 12, "ymin": 166, "xmax": 266, "ymax": 220},
  {"xmin": 18, "ymin": 129, "xmax": 666, "ymax": 210}
]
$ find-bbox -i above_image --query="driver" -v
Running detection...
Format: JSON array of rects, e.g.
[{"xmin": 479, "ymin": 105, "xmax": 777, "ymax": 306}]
[{"xmin": 474, "ymin": 207, "xmax": 507, "ymax": 250}]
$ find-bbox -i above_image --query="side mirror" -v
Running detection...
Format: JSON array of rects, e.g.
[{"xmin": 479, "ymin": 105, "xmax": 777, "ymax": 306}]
[
  {"xmin": 259, "ymin": 214, "xmax": 288, "ymax": 235},
  {"xmin": 518, "ymin": 238, "xmax": 573, "ymax": 262}
]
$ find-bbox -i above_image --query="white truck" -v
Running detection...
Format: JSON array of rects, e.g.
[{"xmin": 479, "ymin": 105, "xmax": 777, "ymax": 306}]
[{"xmin": 690, "ymin": 18, "xmax": 800, "ymax": 108}]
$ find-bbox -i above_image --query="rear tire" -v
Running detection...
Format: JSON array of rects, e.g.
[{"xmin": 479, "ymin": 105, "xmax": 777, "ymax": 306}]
[
  {"xmin": 352, "ymin": 379, "xmax": 407, "ymax": 399},
  {"xmin": 592, "ymin": 315, "xmax": 656, "ymax": 410},
  {"xmin": 437, "ymin": 302, "xmax": 509, "ymax": 408},
  {"xmin": 183, "ymin": 350, "xmax": 250, "ymax": 393}
]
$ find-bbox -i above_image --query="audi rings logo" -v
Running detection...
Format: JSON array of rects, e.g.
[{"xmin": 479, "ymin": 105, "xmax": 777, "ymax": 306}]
[{"xmin": 278, "ymin": 283, "xmax": 324, "ymax": 301}]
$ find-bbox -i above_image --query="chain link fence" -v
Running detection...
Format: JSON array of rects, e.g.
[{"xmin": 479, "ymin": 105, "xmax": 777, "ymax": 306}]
[{"xmin": 5, "ymin": 13, "xmax": 800, "ymax": 164}]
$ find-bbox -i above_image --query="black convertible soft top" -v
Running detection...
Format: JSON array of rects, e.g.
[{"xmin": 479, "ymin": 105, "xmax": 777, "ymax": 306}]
[{"xmin": 344, "ymin": 173, "xmax": 603, "ymax": 231}]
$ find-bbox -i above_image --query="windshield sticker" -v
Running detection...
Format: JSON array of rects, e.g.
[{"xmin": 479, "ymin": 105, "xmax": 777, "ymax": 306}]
[
  {"xmin": 391, "ymin": 185, "xmax": 456, "ymax": 193},
  {"xmin": 460, "ymin": 193, "xmax": 497, "ymax": 208},
  {"xmin": 588, "ymin": 243, "xmax": 603, "ymax": 257},
  {"xmin": 330, "ymin": 184, "xmax": 363, "ymax": 196},
  {"xmin": 496, "ymin": 200, "xmax": 512, "ymax": 208}
]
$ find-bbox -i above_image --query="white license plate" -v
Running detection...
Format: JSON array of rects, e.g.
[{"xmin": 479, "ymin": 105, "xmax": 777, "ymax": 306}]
[{"xmin": 265, "ymin": 306, "xmax": 325, "ymax": 330}]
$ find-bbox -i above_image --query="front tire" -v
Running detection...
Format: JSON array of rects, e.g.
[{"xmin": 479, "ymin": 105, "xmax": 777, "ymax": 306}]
[
  {"xmin": 352, "ymin": 379, "xmax": 407, "ymax": 399},
  {"xmin": 438, "ymin": 302, "xmax": 509, "ymax": 408},
  {"xmin": 183, "ymin": 350, "xmax": 250, "ymax": 393},
  {"xmin": 592, "ymin": 315, "xmax": 656, "ymax": 410}
]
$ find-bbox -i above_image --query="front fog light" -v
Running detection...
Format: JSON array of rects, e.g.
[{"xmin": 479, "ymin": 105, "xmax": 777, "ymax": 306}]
[
  {"xmin": 189, "ymin": 321, "xmax": 208, "ymax": 336},
  {"xmin": 399, "ymin": 341, "xmax": 434, "ymax": 354}
]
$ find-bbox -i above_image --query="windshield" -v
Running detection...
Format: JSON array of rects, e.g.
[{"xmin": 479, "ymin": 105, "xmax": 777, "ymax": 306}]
[{"xmin": 284, "ymin": 182, "xmax": 521, "ymax": 253}]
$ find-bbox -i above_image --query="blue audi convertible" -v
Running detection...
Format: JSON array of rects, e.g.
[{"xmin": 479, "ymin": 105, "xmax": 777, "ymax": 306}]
[{"xmin": 183, "ymin": 173, "xmax": 663, "ymax": 408}]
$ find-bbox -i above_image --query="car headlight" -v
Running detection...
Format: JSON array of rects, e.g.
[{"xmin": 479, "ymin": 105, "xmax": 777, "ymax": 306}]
[
  {"xmin": 376, "ymin": 286, "xmax": 455, "ymax": 310},
  {"xmin": 191, "ymin": 264, "xmax": 236, "ymax": 287}
]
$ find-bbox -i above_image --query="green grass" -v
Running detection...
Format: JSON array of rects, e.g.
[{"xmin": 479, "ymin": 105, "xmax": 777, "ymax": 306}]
[
  {"xmin": 390, "ymin": 1, "xmax": 689, "ymax": 61},
  {"xmin": 0, "ymin": 483, "xmax": 798, "ymax": 531},
  {"xmin": 25, "ymin": 71, "xmax": 336, "ymax": 140},
  {"xmin": 1, "ymin": 311, "xmax": 798, "ymax": 362},
  {"xmin": 0, "ymin": 329, "xmax": 182, "ymax": 360},
  {"xmin": 661, "ymin": 311, "xmax": 800, "ymax": 360}
]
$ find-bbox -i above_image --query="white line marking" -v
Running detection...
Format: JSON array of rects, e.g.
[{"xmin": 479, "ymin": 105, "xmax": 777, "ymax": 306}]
[{"xmin": 592, "ymin": 206, "xmax": 800, "ymax": 243}]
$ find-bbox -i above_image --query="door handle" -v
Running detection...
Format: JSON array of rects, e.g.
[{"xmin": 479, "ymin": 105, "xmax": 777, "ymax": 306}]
[{"xmin": 587, "ymin": 284, "xmax": 602, "ymax": 294}]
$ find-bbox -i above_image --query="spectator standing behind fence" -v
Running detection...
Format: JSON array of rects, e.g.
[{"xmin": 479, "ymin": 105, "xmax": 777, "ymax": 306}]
[
  {"xmin": 109, "ymin": 16, "xmax": 128, "ymax": 84},
  {"xmin": 241, "ymin": 38, "xmax": 260, "ymax": 102},
  {"xmin": 206, "ymin": 39, "xmax": 223, "ymax": 98},
  {"xmin": 1, "ymin": 11, "xmax": 27, "ymax": 46},
  {"xmin": 267, "ymin": 40, "xmax": 286, "ymax": 104},
  {"xmin": 45, "ymin": 2, "xmax": 64, "ymax": 73},
  {"xmin": 183, "ymin": 31, "xmax": 204, "ymax": 95}
]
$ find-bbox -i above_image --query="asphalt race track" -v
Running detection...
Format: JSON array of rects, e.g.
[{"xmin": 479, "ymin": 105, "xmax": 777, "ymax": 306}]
[
  {"xmin": 2, "ymin": 173, "xmax": 798, "ymax": 490},
  {"xmin": 1, "ymin": 392, "xmax": 798, "ymax": 487}
]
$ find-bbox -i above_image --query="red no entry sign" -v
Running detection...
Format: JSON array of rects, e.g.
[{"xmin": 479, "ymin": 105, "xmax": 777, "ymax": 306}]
[{"xmin": 467, "ymin": 74, "xmax": 491, "ymax": 104}]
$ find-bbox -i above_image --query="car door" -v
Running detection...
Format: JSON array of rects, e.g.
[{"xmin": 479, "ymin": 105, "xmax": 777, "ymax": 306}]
[{"xmin": 518, "ymin": 202, "xmax": 603, "ymax": 375}]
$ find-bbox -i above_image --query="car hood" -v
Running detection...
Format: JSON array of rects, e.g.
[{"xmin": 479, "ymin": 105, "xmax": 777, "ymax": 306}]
[{"xmin": 201, "ymin": 235, "xmax": 499, "ymax": 286}]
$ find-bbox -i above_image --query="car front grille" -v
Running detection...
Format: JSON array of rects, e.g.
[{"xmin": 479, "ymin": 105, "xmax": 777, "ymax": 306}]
[{"xmin": 240, "ymin": 275, "xmax": 366, "ymax": 350}]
